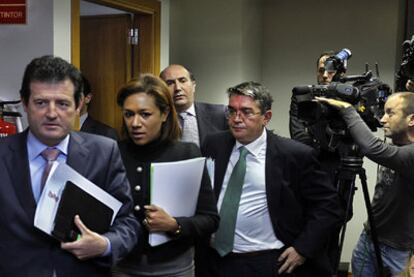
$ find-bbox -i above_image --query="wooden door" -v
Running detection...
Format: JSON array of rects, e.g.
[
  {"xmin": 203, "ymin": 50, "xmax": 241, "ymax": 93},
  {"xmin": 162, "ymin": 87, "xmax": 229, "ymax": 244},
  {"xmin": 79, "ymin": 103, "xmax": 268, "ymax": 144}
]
[
  {"xmin": 71, "ymin": 0, "xmax": 160, "ymax": 134},
  {"xmin": 80, "ymin": 14, "xmax": 131, "ymax": 136}
]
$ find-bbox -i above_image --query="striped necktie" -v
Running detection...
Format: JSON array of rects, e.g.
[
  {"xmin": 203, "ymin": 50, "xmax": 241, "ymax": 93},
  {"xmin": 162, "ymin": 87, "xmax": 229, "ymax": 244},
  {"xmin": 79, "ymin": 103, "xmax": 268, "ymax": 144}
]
[
  {"xmin": 40, "ymin": 147, "xmax": 60, "ymax": 192},
  {"xmin": 180, "ymin": 112, "xmax": 200, "ymax": 146}
]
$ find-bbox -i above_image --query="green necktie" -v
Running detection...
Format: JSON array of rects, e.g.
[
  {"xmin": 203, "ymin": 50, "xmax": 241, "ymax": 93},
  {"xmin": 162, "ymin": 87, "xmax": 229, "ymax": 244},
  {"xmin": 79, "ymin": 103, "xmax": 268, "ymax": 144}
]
[{"xmin": 213, "ymin": 146, "xmax": 249, "ymax": 256}]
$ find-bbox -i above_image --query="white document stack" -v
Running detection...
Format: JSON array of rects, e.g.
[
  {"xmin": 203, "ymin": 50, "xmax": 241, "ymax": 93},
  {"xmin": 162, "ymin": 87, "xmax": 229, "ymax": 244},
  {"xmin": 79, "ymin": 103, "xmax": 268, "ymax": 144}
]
[{"xmin": 149, "ymin": 157, "xmax": 206, "ymax": 246}]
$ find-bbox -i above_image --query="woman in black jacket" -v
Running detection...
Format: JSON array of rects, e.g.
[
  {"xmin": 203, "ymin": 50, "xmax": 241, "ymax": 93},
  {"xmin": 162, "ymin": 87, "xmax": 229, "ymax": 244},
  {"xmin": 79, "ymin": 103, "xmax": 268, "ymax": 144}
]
[{"xmin": 112, "ymin": 74, "xmax": 219, "ymax": 277}]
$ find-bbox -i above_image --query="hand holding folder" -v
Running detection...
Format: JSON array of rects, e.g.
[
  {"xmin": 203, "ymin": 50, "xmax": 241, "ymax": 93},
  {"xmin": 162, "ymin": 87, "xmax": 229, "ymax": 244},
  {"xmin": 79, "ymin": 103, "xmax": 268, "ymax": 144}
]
[
  {"xmin": 149, "ymin": 157, "xmax": 206, "ymax": 246},
  {"xmin": 34, "ymin": 163, "xmax": 122, "ymax": 241},
  {"xmin": 52, "ymin": 181, "xmax": 114, "ymax": 242}
]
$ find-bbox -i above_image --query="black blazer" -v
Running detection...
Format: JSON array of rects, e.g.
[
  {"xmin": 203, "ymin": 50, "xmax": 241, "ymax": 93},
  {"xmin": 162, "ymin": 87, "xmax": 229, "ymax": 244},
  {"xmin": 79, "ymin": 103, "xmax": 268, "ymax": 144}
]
[
  {"xmin": 0, "ymin": 131, "xmax": 139, "ymax": 277},
  {"xmin": 81, "ymin": 115, "xmax": 119, "ymax": 141},
  {"xmin": 203, "ymin": 130, "xmax": 342, "ymax": 261},
  {"xmin": 117, "ymin": 140, "xmax": 219, "ymax": 264},
  {"xmin": 194, "ymin": 102, "xmax": 228, "ymax": 154}
]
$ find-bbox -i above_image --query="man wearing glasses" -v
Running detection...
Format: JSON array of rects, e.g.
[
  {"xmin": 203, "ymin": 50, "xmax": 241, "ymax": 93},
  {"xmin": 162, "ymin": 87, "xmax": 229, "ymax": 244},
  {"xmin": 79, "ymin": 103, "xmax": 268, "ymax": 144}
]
[{"xmin": 203, "ymin": 81, "xmax": 342, "ymax": 277}]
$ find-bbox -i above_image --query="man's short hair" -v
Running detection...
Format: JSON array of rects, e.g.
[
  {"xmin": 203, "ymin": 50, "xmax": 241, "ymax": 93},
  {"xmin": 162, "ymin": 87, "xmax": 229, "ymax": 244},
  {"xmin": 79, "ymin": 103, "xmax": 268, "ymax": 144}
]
[
  {"xmin": 227, "ymin": 81, "xmax": 273, "ymax": 114},
  {"xmin": 394, "ymin": 92, "xmax": 414, "ymax": 116},
  {"xmin": 159, "ymin": 64, "xmax": 196, "ymax": 82},
  {"xmin": 81, "ymin": 74, "xmax": 92, "ymax": 97},
  {"xmin": 20, "ymin": 55, "xmax": 83, "ymax": 108},
  {"xmin": 317, "ymin": 50, "xmax": 335, "ymax": 67}
]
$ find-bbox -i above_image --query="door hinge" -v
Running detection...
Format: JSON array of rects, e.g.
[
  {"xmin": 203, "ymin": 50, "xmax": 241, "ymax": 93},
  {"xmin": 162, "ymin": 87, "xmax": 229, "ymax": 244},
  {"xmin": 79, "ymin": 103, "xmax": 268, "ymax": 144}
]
[{"xmin": 128, "ymin": 28, "xmax": 139, "ymax": 45}]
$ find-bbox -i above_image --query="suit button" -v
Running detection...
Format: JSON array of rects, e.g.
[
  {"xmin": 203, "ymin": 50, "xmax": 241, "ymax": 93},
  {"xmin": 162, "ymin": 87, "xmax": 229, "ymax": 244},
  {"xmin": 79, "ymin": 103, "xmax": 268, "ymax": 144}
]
[
  {"xmin": 135, "ymin": 185, "xmax": 141, "ymax": 191},
  {"xmin": 136, "ymin": 166, "xmax": 143, "ymax": 173},
  {"xmin": 134, "ymin": 205, "xmax": 140, "ymax": 211}
]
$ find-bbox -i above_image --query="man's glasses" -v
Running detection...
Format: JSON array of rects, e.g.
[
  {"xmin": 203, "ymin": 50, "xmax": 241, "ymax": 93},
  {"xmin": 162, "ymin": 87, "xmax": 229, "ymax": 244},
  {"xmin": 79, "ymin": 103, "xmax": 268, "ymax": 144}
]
[{"xmin": 225, "ymin": 108, "xmax": 262, "ymax": 119}]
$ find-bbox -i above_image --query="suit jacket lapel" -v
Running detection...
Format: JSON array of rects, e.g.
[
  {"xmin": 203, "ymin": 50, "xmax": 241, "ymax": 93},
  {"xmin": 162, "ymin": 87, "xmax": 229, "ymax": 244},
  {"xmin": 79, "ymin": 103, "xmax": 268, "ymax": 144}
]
[
  {"xmin": 66, "ymin": 132, "xmax": 89, "ymax": 177},
  {"xmin": 80, "ymin": 116, "xmax": 91, "ymax": 132},
  {"xmin": 213, "ymin": 132, "xmax": 235, "ymax": 199},
  {"xmin": 194, "ymin": 103, "xmax": 209, "ymax": 146},
  {"xmin": 265, "ymin": 130, "xmax": 283, "ymax": 213},
  {"xmin": 5, "ymin": 131, "xmax": 37, "ymax": 221}
]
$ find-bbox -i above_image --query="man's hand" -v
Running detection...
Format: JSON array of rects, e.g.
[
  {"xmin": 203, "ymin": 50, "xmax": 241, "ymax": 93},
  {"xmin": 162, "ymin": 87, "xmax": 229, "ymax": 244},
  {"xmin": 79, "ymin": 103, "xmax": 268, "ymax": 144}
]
[
  {"xmin": 277, "ymin": 247, "xmax": 306, "ymax": 274},
  {"xmin": 61, "ymin": 215, "xmax": 108, "ymax": 260},
  {"xmin": 143, "ymin": 205, "xmax": 178, "ymax": 232},
  {"xmin": 315, "ymin": 96, "xmax": 352, "ymax": 109}
]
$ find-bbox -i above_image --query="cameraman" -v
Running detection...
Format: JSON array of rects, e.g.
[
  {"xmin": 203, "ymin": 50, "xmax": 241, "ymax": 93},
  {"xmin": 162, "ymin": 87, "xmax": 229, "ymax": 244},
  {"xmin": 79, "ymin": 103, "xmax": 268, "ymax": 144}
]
[
  {"xmin": 290, "ymin": 51, "xmax": 346, "ymax": 177},
  {"xmin": 290, "ymin": 51, "xmax": 337, "ymax": 146},
  {"xmin": 395, "ymin": 72, "xmax": 414, "ymax": 92},
  {"xmin": 317, "ymin": 92, "xmax": 414, "ymax": 277},
  {"xmin": 395, "ymin": 36, "xmax": 414, "ymax": 92},
  {"xmin": 289, "ymin": 51, "xmax": 347, "ymax": 275}
]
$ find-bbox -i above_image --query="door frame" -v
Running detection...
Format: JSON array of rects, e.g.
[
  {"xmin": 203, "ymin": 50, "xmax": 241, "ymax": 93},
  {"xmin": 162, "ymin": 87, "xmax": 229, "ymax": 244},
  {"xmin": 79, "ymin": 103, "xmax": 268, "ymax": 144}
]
[{"xmin": 71, "ymin": 0, "xmax": 161, "ymax": 74}]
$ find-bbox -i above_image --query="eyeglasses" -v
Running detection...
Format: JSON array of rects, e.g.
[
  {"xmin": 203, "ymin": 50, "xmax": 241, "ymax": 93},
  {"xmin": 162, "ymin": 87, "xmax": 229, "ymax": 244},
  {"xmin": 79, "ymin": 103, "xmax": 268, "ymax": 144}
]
[{"xmin": 225, "ymin": 108, "xmax": 262, "ymax": 119}]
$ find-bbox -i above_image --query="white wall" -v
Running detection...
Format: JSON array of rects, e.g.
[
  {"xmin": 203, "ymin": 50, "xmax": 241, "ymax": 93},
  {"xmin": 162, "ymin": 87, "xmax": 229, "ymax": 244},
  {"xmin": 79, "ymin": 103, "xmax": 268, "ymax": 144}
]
[
  {"xmin": 0, "ymin": 0, "xmax": 55, "ymax": 127},
  {"xmin": 169, "ymin": 0, "xmax": 263, "ymax": 105},
  {"xmin": 262, "ymin": 0, "xmax": 399, "ymax": 136},
  {"xmin": 169, "ymin": 0, "xmax": 404, "ymax": 267},
  {"xmin": 53, "ymin": 0, "xmax": 71, "ymax": 61},
  {"xmin": 0, "ymin": 0, "xmax": 53, "ymax": 102}
]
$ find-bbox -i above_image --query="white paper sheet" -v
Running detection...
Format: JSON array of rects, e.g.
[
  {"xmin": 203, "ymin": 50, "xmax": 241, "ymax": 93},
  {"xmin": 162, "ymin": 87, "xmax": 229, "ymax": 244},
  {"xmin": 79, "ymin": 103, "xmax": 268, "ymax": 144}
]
[
  {"xmin": 148, "ymin": 157, "xmax": 206, "ymax": 246},
  {"xmin": 34, "ymin": 163, "xmax": 122, "ymax": 236}
]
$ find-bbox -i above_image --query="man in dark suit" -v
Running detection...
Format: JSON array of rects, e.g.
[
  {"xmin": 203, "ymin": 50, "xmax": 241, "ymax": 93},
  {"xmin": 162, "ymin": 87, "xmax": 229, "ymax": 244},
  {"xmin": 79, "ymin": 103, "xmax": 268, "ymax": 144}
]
[
  {"xmin": 0, "ymin": 55, "xmax": 138, "ymax": 276},
  {"xmin": 80, "ymin": 75, "xmax": 119, "ymax": 140},
  {"xmin": 160, "ymin": 64, "xmax": 228, "ymax": 153},
  {"xmin": 203, "ymin": 81, "xmax": 342, "ymax": 277}
]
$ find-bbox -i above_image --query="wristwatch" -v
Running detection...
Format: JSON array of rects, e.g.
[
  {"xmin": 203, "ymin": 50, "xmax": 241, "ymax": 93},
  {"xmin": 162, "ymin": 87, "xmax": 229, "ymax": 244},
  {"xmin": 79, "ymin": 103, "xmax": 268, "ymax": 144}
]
[{"xmin": 171, "ymin": 223, "xmax": 182, "ymax": 237}]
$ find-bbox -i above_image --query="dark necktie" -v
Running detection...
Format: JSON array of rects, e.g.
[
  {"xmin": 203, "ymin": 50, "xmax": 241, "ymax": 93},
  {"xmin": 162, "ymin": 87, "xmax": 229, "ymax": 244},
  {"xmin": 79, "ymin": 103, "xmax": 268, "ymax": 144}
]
[
  {"xmin": 213, "ymin": 146, "xmax": 249, "ymax": 256},
  {"xmin": 40, "ymin": 147, "xmax": 60, "ymax": 192}
]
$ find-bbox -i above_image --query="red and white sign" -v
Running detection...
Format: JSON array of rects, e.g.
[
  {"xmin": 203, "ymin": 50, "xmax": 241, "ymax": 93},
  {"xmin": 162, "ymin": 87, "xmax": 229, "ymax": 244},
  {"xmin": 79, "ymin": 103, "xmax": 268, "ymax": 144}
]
[{"xmin": 0, "ymin": 0, "xmax": 26, "ymax": 24}]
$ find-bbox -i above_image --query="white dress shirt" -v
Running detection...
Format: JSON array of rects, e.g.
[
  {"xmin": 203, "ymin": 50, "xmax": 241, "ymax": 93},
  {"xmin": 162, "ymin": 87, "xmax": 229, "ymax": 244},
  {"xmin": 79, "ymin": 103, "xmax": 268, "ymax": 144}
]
[
  {"xmin": 217, "ymin": 128, "xmax": 284, "ymax": 253},
  {"xmin": 27, "ymin": 131, "xmax": 69, "ymax": 202}
]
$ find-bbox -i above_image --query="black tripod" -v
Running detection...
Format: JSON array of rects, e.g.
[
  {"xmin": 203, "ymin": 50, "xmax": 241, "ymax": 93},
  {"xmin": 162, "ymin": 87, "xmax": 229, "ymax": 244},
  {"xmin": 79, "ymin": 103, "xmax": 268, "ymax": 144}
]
[{"xmin": 333, "ymin": 143, "xmax": 391, "ymax": 277}]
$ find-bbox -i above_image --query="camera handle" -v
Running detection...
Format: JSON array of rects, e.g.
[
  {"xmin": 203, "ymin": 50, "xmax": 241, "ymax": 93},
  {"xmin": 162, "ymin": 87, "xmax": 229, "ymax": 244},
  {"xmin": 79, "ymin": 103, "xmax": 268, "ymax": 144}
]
[{"xmin": 333, "ymin": 153, "xmax": 392, "ymax": 277}]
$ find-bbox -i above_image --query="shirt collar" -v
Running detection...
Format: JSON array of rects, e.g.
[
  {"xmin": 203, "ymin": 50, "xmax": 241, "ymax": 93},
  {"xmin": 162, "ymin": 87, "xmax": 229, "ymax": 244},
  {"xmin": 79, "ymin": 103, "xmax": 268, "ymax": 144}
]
[
  {"xmin": 80, "ymin": 113, "xmax": 88, "ymax": 127},
  {"xmin": 182, "ymin": 103, "xmax": 196, "ymax": 117},
  {"xmin": 27, "ymin": 131, "xmax": 70, "ymax": 161},
  {"xmin": 235, "ymin": 128, "xmax": 267, "ymax": 157}
]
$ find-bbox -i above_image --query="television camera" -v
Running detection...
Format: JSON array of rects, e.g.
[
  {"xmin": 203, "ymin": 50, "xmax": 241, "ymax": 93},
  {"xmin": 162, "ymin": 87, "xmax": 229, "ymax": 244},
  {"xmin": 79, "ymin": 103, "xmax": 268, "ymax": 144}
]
[{"xmin": 292, "ymin": 68, "xmax": 391, "ymax": 150}]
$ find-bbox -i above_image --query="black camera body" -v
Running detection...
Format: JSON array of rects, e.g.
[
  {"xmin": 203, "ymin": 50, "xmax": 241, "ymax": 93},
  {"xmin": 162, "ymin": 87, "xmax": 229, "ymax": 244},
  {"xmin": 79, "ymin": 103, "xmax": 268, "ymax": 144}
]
[{"xmin": 292, "ymin": 71, "xmax": 391, "ymax": 135}]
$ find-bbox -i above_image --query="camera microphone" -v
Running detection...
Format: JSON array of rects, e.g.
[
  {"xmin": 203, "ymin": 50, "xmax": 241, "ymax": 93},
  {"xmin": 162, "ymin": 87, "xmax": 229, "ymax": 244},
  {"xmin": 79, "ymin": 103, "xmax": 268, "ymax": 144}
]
[{"xmin": 325, "ymin": 48, "xmax": 352, "ymax": 74}]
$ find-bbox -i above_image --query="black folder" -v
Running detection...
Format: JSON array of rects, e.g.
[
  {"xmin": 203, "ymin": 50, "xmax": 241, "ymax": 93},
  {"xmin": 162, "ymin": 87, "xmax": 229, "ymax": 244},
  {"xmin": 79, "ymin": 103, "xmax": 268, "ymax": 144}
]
[{"xmin": 52, "ymin": 180, "xmax": 114, "ymax": 242}]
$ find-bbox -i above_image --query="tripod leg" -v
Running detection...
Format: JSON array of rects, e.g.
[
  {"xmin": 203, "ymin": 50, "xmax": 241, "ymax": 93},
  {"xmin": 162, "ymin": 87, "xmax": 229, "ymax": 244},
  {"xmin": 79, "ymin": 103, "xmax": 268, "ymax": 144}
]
[{"xmin": 334, "ymin": 179, "xmax": 356, "ymax": 277}]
